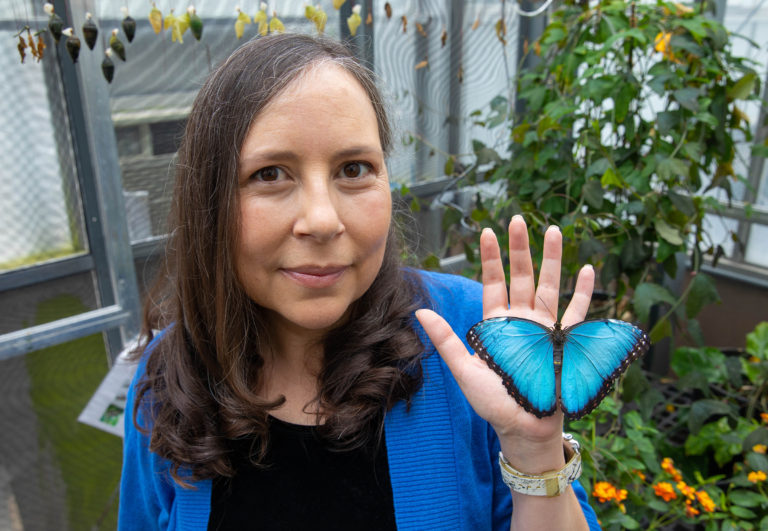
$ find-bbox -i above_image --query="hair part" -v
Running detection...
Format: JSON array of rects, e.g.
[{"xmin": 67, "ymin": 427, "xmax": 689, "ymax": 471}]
[{"xmin": 133, "ymin": 34, "xmax": 425, "ymax": 484}]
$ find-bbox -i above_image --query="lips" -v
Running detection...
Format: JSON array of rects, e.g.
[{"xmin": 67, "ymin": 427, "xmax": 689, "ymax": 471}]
[{"xmin": 281, "ymin": 265, "xmax": 348, "ymax": 288}]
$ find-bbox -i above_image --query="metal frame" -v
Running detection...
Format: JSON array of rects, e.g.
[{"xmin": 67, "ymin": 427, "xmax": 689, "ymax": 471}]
[{"xmin": 0, "ymin": 0, "xmax": 140, "ymax": 362}]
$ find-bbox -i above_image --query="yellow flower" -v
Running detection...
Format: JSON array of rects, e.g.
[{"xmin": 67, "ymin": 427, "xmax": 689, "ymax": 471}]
[
  {"xmin": 654, "ymin": 31, "xmax": 680, "ymax": 63},
  {"xmin": 696, "ymin": 490, "xmax": 716, "ymax": 512},
  {"xmin": 665, "ymin": 403, "xmax": 676, "ymax": 413},
  {"xmin": 685, "ymin": 501, "xmax": 700, "ymax": 518},
  {"xmin": 754, "ymin": 444, "xmax": 767, "ymax": 454},
  {"xmin": 593, "ymin": 481, "xmax": 617, "ymax": 503},
  {"xmin": 677, "ymin": 481, "xmax": 696, "ymax": 501},
  {"xmin": 750, "ymin": 355, "xmax": 761, "ymax": 363},
  {"xmin": 661, "ymin": 457, "xmax": 683, "ymax": 482},
  {"xmin": 653, "ymin": 482, "xmax": 677, "ymax": 502},
  {"xmin": 748, "ymin": 470, "xmax": 767, "ymax": 483}
]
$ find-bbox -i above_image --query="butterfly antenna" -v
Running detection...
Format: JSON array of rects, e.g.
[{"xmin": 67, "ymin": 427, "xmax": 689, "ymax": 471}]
[{"xmin": 537, "ymin": 296, "xmax": 558, "ymax": 323}]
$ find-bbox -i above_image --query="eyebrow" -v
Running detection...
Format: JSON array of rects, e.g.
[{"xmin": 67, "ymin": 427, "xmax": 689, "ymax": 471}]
[{"xmin": 239, "ymin": 145, "xmax": 383, "ymax": 166}]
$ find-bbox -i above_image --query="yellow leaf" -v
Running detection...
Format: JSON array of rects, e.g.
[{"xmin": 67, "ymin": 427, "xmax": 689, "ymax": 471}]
[
  {"xmin": 269, "ymin": 12, "xmax": 285, "ymax": 34},
  {"xmin": 333, "ymin": 0, "xmax": 346, "ymax": 9},
  {"xmin": 149, "ymin": 4, "xmax": 163, "ymax": 34},
  {"xmin": 415, "ymin": 59, "xmax": 428, "ymax": 70}
]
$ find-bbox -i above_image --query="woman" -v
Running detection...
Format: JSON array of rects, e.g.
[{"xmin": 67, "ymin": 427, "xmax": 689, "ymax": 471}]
[{"xmin": 119, "ymin": 33, "xmax": 600, "ymax": 530}]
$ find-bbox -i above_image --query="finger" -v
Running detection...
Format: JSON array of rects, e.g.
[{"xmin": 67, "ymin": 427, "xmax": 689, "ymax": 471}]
[
  {"xmin": 561, "ymin": 264, "xmax": 595, "ymax": 327},
  {"xmin": 415, "ymin": 309, "xmax": 473, "ymax": 384},
  {"xmin": 507, "ymin": 216, "xmax": 535, "ymax": 311},
  {"xmin": 534, "ymin": 226, "xmax": 562, "ymax": 322},
  {"xmin": 480, "ymin": 228, "xmax": 510, "ymax": 317}
]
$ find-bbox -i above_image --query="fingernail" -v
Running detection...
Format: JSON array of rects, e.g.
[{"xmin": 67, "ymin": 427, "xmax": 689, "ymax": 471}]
[
  {"xmin": 583, "ymin": 264, "xmax": 594, "ymax": 271},
  {"xmin": 512, "ymin": 214, "xmax": 523, "ymax": 222},
  {"xmin": 547, "ymin": 225, "xmax": 561, "ymax": 233}
]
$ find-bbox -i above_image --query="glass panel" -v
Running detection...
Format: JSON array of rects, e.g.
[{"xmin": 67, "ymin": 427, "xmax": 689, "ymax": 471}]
[
  {"xmin": 0, "ymin": 6, "xmax": 87, "ymax": 272},
  {"xmin": 745, "ymin": 223, "xmax": 768, "ymax": 266},
  {"xmin": 0, "ymin": 271, "xmax": 100, "ymax": 336},
  {"xmin": 0, "ymin": 331, "xmax": 121, "ymax": 531}
]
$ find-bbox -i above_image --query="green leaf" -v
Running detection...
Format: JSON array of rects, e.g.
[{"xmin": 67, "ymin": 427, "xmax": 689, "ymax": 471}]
[
  {"xmin": 686, "ymin": 273, "xmax": 721, "ymax": 318},
  {"xmin": 586, "ymin": 158, "xmax": 610, "ymax": 177},
  {"xmin": 620, "ymin": 237, "xmax": 647, "ymax": 269},
  {"xmin": 657, "ymin": 110, "xmax": 680, "ymax": 135},
  {"xmin": 730, "ymin": 506, "xmax": 757, "ymax": 519},
  {"xmin": 657, "ymin": 157, "xmax": 689, "ymax": 182},
  {"xmin": 582, "ymin": 179, "xmax": 604, "ymax": 208},
  {"xmin": 444, "ymin": 157, "xmax": 455, "ymax": 175},
  {"xmin": 650, "ymin": 318, "xmax": 672, "ymax": 343},
  {"xmin": 600, "ymin": 253, "xmax": 620, "ymax": 286},
  {"xmin": 688, "ymin": 399, "xmax": 734, "ymax": 433},
  {"xmin": 747, "ymin": 322, "xmax": 768, "ymax": 359},
  {"xmin": 674, "ymin": 87, "xmax": 700, "ymax": 112},
  {"xmin": 578, "ymin": 238, "xmax": 605, "ymax": 263},
  {"xmin": 668, "ymin": 191, "xmax": 697, "ymax": 217},
  {"xmin": 729, "ymin": 489, "xmax": 767, "ymax": 508},
  {"xmin": 421, "ymin": 253, "xmax": 440, "ymax": 270},
  {"xmin": 744, "ymin": 427, "xmax": 768, "ymax": 453},
  {"xmin": 747, "ymin": 452, "xmax": 768, "ymax": 471},
  {"xmin": 601, "ymin": 167, "xmax": 624, "ymax": 188},
  {"xmin": 655, "ymin": 218, "xmax": 684, "ymax": 245},
  {"xmin": 633, "ymin": 283, "xmax": 676, "ymax": 323},
  {"xmin": 729, "ymin": 71, "xmax": 757, "ymax": 100}
]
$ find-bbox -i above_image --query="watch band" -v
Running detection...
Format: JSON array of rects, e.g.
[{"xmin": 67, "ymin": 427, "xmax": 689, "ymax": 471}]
[{"xmin": 498, "ymin": 433, "xmax": 582, "ymax": 497}]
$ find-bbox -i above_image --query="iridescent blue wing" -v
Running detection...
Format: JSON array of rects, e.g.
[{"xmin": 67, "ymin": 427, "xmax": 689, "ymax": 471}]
[
  {"xmin": 560, "ymin": 319, "xmax": 649, "ymax": 419},
  {"xmin": 466, "ymin": 317, "xmax": 558, "ymax": 418}
]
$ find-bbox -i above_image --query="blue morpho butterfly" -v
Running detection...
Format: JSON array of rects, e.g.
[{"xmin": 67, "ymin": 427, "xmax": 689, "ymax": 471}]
[{"xmin": 466, "ymin": 316, "xmax": 649, "ymax": 420}]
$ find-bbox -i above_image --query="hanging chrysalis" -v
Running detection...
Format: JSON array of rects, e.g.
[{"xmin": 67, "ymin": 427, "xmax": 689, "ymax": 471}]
[
  {"xmin": 254, "ymin": 3, "xmax": 268, "ymax": 36},
  {"xmin": 384, "ymin": 3, "xmax": 392, "ymax": 20},
  {"xmin": 305, "ymin": 5, "xmax": 327, "ymax": 34},
  {"xmin": 102, "ymin": 48, "xmax": 115, "ymax": 83},
  {"xmin": 188, "ymin": 6, "xmax": 203, "ymax": 40},
  {"xmin": 82, "ymin": 13, "xmax": 98, "ymax": 50},
  {"xmin": 269, "ymin": 11, "xmax": 285, "ymax": 34},
  {"xmin": 17, "ymin": 35, "xmax": 26, "ymax": 63},
  {"xmin": 347, "ymin": 5, "xmax": 362, "ymax": 36},
  {"xmin": 110, "ymin": 29, "xmax": 126, "ymax": 61},
  {"xmin": 148, "ymin": 3, "xmax": 163, "ymax": 34},
  {"xmin": 44, "ymin": 3, "xmax": 63, "ymax": 43},
  {"xmin": 121, "ymin": 7, "xmax": 136, "ymax": 42},
  {"xmin": 234, "ymin": 7, "xmax": 251, "ymax": 39},
  {"xmin": 333, "ymin": 0, "xmax": 346, "ymax": 9},
  {"xmin": 62, "ymin": 28, "xmax": 80, "ymax": 63}
]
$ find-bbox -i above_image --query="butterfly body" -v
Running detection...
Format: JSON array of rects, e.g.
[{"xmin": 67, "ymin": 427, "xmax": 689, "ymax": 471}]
[{"xmin": 466, "ymin": 317, "xmax": 649, "ymax": 420}]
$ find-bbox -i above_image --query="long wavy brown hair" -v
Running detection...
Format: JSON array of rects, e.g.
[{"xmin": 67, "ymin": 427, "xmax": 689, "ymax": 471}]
[{"xmin": 132, "ymin": 34, "xmax": 427, "ymax": 485}]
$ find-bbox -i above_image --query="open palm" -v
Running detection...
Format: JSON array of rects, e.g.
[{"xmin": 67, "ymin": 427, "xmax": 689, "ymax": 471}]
[{"xmin": 416, "ymin": 215, "xmax": 595, "ymax": 455}]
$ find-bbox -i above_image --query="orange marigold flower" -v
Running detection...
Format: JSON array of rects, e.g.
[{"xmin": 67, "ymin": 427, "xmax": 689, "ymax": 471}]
[
  {"xmin": 695, "ymin": 490, "xmax": 716, "ymax": 512},
  {"xmin": 615, "ymin": 488, "xmax": 628, "ymax": 502},
  {"xmin": 653, "ymin": 482, "xmax": 677, "ymax": 502},
  {"xmin": 753, "ymin": 444, "xmax": 767, "ymax": 454},
  {"xmin": 593, "ymin": 481, "xmax": 617, "ymax": 503},
  {"xmin": 748, "ymin": 470, "xmax": 767, "ymax": 483},
  {"xmin": 685, "ymin": 501, "xmax": 700, "ymax": 518},
  {"xmin": 677, "ymin": 481, "xmax": 696, "ymax": 501},
  {"xmin": 760, "ymin": 412, "xmax": 768, "ymax": 423},
  {"xmin": 661, "ymin": 457, "xmax": 683, "ymax": 482}
]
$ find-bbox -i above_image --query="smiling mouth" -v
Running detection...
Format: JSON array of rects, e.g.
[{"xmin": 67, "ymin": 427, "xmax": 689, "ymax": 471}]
[{"xmin": 281, "ymin": 266, "xmax": 348, "ymax": 288}]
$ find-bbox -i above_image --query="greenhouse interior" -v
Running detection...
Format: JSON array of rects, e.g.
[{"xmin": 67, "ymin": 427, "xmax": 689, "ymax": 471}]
[{"xmin": 2, "ymin": 0, "xmax": 768, "ymax": 529}]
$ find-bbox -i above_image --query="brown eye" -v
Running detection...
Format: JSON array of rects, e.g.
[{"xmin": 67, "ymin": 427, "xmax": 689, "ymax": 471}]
[
  {"xmin": 253, "ymin": 166, "xmax": 282, "ymax": 182},
  {"xmin": 341, "ymin": 162, "xmax": 371, "ymax": 179}
]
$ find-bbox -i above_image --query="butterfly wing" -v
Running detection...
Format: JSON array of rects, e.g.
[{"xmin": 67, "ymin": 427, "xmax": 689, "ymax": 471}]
[
  {"xmin": 466, "ymin": 317, "xmax": 558, "ymax": 418},
  {"xmin": 560, "ymin": 319, "xmax": 649, "ymax": 419}
]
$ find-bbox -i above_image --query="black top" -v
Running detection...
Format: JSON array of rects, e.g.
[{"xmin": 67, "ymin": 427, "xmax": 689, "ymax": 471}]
[{"xmin": 208, "ymin": 417, "xmax": 397, "ymax": 531}]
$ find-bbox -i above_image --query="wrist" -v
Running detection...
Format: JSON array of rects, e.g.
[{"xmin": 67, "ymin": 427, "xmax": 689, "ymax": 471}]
[
  {"xmin": 498, "ymin": 435, "xmax": 567, "ymax": 475},
  {"xmin": 498, "ymin": 434, "xmax": 582, "ymax": 497}
]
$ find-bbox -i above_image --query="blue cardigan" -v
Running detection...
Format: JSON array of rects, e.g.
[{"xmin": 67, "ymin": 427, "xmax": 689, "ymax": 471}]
[{"xmin": 119, "ymin": 270, "xmax": 601, "ymax": 530}]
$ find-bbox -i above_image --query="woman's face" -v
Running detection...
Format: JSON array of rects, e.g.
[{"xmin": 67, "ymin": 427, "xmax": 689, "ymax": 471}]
[{"xmin": 234, "ymin": 63, "xmax": 391, "ymax": 343}]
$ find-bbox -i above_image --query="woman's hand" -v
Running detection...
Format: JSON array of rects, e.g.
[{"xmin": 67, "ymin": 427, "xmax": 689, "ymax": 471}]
[{"xmin": 415, "ymin": 215, "xmax": 595, "ymax": 473}]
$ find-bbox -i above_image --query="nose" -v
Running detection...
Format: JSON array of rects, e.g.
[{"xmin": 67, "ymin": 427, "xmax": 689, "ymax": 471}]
[{"xmin": 292, "ymin": 179, "xmax": 344, "ymax": 241}]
